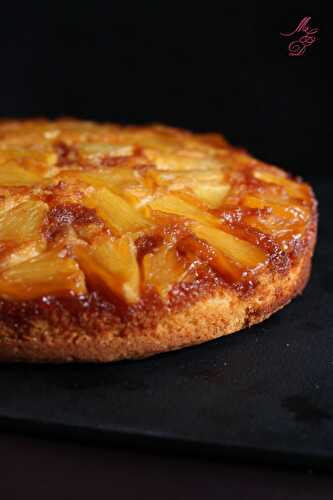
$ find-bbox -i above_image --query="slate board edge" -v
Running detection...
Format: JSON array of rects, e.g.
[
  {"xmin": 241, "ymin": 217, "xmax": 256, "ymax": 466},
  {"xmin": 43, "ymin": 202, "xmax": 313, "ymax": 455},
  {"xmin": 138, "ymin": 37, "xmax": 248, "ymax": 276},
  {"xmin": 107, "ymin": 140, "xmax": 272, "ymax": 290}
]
[{"xmin": 0, "ymin": 414, "xmax": 332, "ymax": 472}]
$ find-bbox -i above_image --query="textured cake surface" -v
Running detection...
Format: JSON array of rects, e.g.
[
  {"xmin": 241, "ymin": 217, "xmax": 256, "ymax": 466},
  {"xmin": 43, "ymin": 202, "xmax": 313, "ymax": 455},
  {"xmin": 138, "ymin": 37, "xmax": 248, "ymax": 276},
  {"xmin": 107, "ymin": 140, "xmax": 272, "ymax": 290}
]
[{"xmin": 0, "ymin": 119, "xmax": 317, "ymax": 362}]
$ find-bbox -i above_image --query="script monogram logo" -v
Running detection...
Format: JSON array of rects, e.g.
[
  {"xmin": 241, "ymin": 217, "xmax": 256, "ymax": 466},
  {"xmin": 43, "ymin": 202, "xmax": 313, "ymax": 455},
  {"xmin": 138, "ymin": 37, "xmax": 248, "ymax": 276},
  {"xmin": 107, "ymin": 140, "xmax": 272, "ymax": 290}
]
[{"xmin": 280, "ymin": 16, "xmax": 319, "ymax": 56}]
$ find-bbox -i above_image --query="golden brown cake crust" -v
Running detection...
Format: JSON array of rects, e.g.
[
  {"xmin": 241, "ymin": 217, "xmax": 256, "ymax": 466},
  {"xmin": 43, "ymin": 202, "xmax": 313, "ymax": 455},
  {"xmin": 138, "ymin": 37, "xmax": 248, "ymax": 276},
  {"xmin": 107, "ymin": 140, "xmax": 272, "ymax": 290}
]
[{"xmin": 0, "ymin": 119, "xmax": 318, "ymax": 362}]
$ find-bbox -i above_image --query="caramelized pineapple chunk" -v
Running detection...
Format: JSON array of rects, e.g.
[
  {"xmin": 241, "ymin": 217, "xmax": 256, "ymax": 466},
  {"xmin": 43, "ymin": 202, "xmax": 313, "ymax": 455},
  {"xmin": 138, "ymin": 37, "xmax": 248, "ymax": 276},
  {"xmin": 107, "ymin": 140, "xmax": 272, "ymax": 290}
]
[
  {"xmin": 242, "ymin": 194, "xmax": 309, "ymax": 222},
  {"xmin": 253, "ymin": 170, "xmax": 306, "ymax": 199},
  {"xmin": 145, "ymin": 150, "xmax": 223, "ymax": 171},
  {"xmin": 0, "ymin": 251, "xmax": 86, "ymax": 300},
  {"xmin": 142, "ymin": 245, "xmax": 188, "ymax": 298},
  {"xmin": 0, "ymin": 145, "xmax": 57, "ymax": 171},
  {"xmin": 0, "ymin": 163, "xmax": 41, "ymax": 186},
  {"xmin": 122, "ymin": 185, "xmax": 154, "ymax": 208},
  {"xmin": 191, "ymin": 184, "xmax": 230, "ymax": 208},
  {"xmin": 59, "ymin": 167, "xmax": 140, "ymax": 191},
  {"xmin": 150, "ymin": 169, "xmax": 224, "ymax": 186},
  {"xmin": 84, "ymin": 187, "xmax": 150, "ymax": 235},
  {"xmin": 244, "ymin": 211, "xmax": 304, "ymax": 246},
  {"xmin": 0, "ymin": 241, "xmax": 45, "ymax": 271},
  {"xmin": 76, "ymin": 142, "xmax": 133, "ymax": 162},
  {"xmin": 192, "ymin": 223, "xmax": 267, "ymax": 268},
  {"xmin": 148, "ymin": 194, "xmax": 219, "ymax": 226},
  {"xmin": 0, "ymin": 200, "xmax": 48, "ymax": 244},
  {"xmin": 57, "ymin": 168, "xmax": 154, "ymax": 208},
  {"xmin": 149, "ymin": 169, "xmax": 229, "ymax": 209},
  {"xmin": 178, "ymin": 235, "xmax": 243, "ymax": 283},
  {"xmin": 75, "ymin": 235, "xmax": 140, "ymax": 303}
]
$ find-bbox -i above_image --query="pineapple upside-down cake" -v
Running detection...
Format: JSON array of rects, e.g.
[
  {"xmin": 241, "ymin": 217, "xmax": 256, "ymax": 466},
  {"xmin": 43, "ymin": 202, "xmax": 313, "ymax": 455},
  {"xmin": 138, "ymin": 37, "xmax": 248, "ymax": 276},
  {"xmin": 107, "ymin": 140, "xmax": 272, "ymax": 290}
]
[{"xmin": 0, "ymin": 119, "xmax": 317, "ymax": 362}]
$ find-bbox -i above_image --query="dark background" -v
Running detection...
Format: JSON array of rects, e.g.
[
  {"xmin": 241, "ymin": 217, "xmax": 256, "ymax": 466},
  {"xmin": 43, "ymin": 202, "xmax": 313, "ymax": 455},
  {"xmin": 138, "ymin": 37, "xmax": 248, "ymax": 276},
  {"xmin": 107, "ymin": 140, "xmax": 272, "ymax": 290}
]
[
  {"xmin": 0, "ymin": 1, "xmax": 324, "ymax": 177},
  {"xmin": 0, "ymin": 4, "xmax": 330, "ymax": 497}
]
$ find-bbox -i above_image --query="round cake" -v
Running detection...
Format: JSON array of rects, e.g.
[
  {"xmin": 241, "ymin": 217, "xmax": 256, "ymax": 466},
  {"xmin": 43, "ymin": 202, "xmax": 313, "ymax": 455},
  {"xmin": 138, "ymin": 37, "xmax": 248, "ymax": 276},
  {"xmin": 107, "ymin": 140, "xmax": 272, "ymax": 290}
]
[{"xmin": 0, "ymin": 119, "xmax": 317, "ymax": 362}]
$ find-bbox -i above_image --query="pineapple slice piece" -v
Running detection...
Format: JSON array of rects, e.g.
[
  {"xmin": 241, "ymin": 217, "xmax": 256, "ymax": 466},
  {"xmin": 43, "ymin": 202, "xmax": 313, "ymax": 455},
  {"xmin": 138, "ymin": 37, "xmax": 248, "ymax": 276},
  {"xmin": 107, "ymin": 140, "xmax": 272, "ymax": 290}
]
[
  {"xmin": 142, "ymin": 245, "xmax": 188, "ymax": 298},
  {"xmin": 0, "ymin": 145, "xmax": 57, "ymax": 171},
  {"xmin": 148, "ymin": 194, "xmax": 219, "ymax": 226},
  {"xmin": 122, "ymin": 185, "xmax": 154, "ymax": 208},
  {"xmin": 0, "ymin": 199, "xmax": 48, "ymax": 244},
  {"xmin": 76, "ymin": 142, "xmax": 133, "ymax": 162},
  {"xmin": 246, "ymin": 217, "xmax": 297, "ymax": 245},
  {"xmin": 58, "ymin": 169, "xmax": 152, "ymax": 208},
  {"xmin": 151, "ymin": 169, "xmax": 224, "ymax": 186},
  {"xmin": 0, "ymin": 191, "xmax": 30, "ymax": 215},
  {"xmin": 242, "ymin": 194, "xmax": 309, "ymax": 222},
  {"xmin": 192, "ymin": 223, "xmax": 267, "ymax": 268},
  {"xmin": 145, "ymin": 149, "xmax": 223, "ymax": 171},
  {"xmin": 244, "ymin": 207, "xmax": 305, "ymax": 245},
  {"xmin": 75, "ymin": 235, "xmax": 140, "ymax": 303},
  {"xmin": 0, "ymin": 251, "xmax": 86, "ymax": 300},
  {"xmin": 242, "ymin": 194, "xmax": 283, "ymax": 217},
  {"xmin": 149, "ymin": 169, "xmax": 229, "ymax": 209},
  {"xmin": 253, "ymin": 170, "xmax": 306, "ymax": 199},
  {"xmin": 0, "ymin": 162, "xmax": 41, "ymax": 186},
  {"xmin": 59, "ymin": 167, "xmax": 140, "ymax": 191},
  {"xmin": 190, "ymin": 184, "xmax": 230, "ymax": 209},
  {"xmin": 180, "ymin": 235, "xmax": 243, "ymax": 283},
  {"xmin": 84, "ymin": 187, "xmax": 150, "ymax": 235},
  {"xmin": 0, "ymin": 241, "xmax": 45, "ymax": 271}
]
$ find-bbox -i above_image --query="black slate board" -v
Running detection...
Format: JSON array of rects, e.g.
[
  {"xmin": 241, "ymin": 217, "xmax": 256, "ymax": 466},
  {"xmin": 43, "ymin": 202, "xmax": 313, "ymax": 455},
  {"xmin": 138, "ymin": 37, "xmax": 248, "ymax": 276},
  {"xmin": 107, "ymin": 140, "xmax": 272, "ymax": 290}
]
[{"xmin": 0, "ymin": 177, "xmax": 332, "ymax": 470}]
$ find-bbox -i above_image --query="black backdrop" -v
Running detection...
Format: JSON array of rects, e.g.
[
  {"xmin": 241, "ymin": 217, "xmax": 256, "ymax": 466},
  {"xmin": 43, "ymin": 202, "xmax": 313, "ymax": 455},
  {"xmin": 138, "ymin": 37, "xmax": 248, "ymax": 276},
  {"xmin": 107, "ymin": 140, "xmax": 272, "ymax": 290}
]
[{"xmin": 0, "ymin": 1, "xmax": 324, "ymax": 176}]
